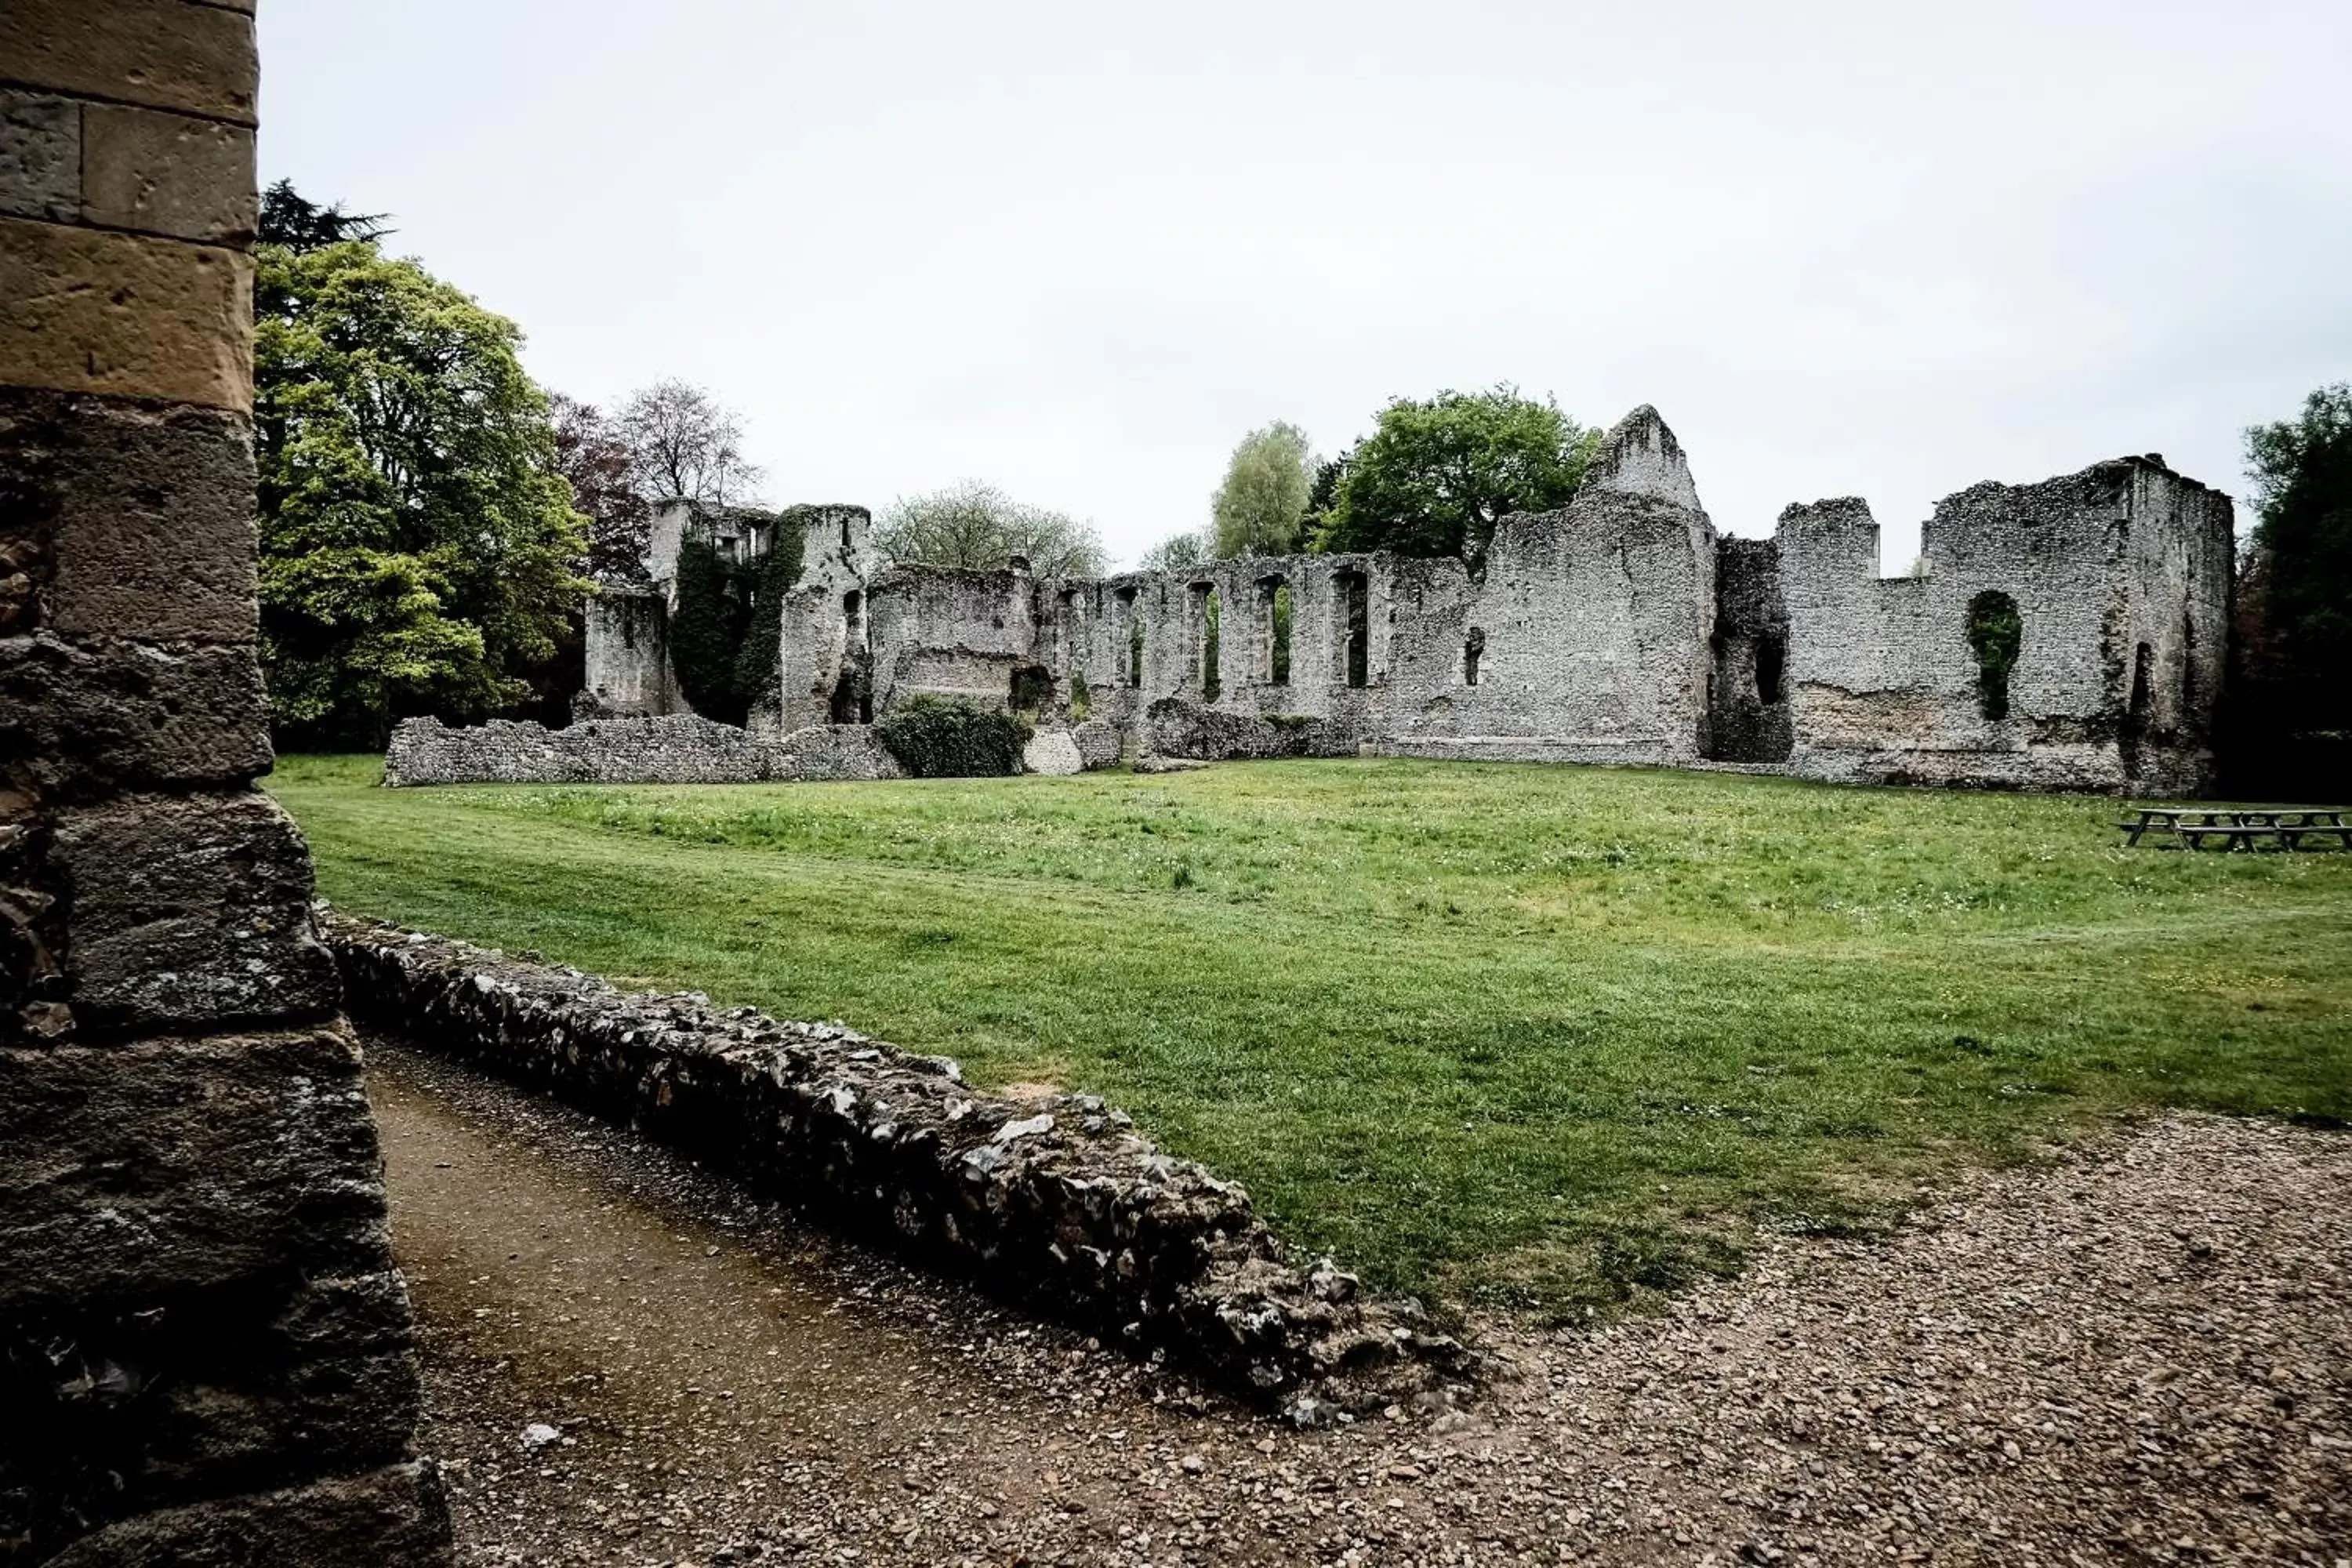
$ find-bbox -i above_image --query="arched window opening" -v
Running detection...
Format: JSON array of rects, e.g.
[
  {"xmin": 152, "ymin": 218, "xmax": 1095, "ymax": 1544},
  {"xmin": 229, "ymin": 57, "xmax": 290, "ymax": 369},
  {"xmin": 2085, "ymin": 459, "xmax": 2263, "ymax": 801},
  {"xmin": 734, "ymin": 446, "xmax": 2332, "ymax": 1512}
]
[
  {"xmin": 1128, "ymin": 615, "xmax": 1145, "ymax": 688},
  {"xmin": 1463, "ymin": 626, "xmax": 1486, "ymax": 687},
  {"xmin": 1965, "ymin": 590, "xmax": 2023, "ymax": 721}
]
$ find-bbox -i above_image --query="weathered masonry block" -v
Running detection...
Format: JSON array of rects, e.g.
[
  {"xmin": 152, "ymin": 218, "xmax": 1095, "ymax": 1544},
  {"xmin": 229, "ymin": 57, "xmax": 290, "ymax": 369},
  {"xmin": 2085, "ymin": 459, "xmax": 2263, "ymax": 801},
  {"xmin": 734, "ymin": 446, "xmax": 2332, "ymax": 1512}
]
[{"xmin": 0, "ymin": 4, "xmax": 450, "ymax": 1563}]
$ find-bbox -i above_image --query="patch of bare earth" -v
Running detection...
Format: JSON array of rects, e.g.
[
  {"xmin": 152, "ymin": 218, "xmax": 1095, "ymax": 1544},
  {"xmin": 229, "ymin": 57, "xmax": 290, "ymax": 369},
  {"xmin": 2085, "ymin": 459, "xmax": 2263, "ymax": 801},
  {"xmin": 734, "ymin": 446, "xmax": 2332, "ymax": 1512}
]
[{"xmin": 369, "ymin": 1041, "xmax": 2350, "ymax": 1567}]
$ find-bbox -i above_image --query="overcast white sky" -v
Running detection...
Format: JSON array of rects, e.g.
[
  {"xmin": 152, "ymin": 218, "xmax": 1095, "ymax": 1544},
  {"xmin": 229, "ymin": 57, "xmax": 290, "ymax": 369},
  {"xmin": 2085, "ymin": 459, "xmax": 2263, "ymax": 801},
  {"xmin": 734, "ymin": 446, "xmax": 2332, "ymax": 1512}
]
[{"xmin": 260, "ymin": 1, "xmax": 2350, "ymax": 570}]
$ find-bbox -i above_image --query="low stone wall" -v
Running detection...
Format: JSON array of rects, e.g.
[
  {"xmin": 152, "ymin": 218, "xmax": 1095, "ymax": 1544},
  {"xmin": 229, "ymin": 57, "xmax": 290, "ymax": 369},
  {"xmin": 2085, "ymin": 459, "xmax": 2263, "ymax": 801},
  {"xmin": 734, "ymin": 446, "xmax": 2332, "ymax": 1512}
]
[
  {"xmin": 383, "ymin": 715, "xmax": 902, "ymax": 787},
  {"xmin": 324, "ymin": 915, "xmax": 1473, "ymax": 1421}
]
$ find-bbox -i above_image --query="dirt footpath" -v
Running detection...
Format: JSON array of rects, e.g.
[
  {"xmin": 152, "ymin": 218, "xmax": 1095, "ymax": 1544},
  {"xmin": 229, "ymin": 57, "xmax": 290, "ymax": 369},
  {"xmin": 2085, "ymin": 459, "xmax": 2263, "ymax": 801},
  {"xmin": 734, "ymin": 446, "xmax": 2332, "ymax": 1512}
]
[{"xmin": 369, "ymin": 1041, "xmax": 2350, "ymax": 1568}]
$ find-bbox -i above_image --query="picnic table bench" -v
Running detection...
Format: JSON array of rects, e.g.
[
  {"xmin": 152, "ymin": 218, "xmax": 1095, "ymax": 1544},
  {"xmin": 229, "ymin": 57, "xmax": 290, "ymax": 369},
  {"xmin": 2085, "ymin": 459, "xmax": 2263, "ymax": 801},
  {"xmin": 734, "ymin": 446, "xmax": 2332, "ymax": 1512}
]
[{"xmin": 2118, "ymin": 806, "xmax": 2352, "ymax": 851}]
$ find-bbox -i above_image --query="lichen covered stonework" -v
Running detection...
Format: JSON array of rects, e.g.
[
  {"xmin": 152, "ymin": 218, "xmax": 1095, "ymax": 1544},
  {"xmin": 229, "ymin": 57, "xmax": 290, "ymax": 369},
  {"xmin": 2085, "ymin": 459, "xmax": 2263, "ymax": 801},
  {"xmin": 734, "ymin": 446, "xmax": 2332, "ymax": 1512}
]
[
  {"xmin": 0, "ymin": 5, "xmax": 452, "ymax": 1563},
  {"xmin": 552, "ymin": 405, "xmax": 2231, "ymax": 795}
]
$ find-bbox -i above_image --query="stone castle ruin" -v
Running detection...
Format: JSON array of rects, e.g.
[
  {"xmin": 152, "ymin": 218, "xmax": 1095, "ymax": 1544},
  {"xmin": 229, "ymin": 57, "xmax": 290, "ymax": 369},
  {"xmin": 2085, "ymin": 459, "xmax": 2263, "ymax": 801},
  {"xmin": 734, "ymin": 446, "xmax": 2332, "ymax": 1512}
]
[{"xmin": 400, "ymin": 406, "xmax": 2241, "ymax": 795}]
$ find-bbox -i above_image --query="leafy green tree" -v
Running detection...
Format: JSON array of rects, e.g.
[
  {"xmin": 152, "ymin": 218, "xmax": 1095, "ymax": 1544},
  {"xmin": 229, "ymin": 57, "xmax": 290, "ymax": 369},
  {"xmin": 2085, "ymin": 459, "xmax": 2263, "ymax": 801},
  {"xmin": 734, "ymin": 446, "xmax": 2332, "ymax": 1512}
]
[
  {"xmin": 2230, "ymin": 384, "xmax": 2352, "ymax": 792},
  {"xmin": 1136, "ymin": 528, "xmax": 1210, "ymax": 572},
  {"xmin": 256, "ymin": 237, "xmax": 586, "ymax": 748},
  {"xmin": 875, "ymin": 480, "xmax": 1105, "ymax": 575},
  {"xmin": 1312, "ymin": 387, "xmax": 1596, "ymax": 562},
  {"xmin": 1210, "ymin": 422, "xmax": 1316, "ymax": 558}
]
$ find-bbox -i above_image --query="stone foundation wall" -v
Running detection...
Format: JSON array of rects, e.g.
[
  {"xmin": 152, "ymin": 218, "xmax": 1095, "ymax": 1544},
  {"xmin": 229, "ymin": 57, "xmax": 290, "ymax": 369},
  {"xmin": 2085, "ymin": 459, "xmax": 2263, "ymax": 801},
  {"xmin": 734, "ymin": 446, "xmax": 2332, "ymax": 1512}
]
[
  {"xmin": 0, "ymin": 5, "xmax": 451, "ymax": 1562},
  {"xmin": 325, "ymin": 916, "xmax": 1473, "ymax": 1423}
]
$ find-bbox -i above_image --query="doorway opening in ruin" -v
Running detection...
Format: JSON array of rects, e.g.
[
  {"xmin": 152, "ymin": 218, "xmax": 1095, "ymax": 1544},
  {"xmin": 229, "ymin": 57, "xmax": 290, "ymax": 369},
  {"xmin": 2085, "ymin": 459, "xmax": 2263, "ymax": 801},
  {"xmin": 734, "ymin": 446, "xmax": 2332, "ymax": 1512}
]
[
  {"xmin": 1337, "ymin": 571, "xmax": 1370, "ymax": 688},
  {"xmin": 1011, "ymin": 664, "xmax": 1054, "ymax": 720},
  {"xmin": 1755, "ymin": 633, "xmax": 1786, "ymax": 704},
  {"xmin": 1965, "ymin": 591, "xmax": 2023, "ymax": 721},
  {"xmin": 1463, "ymin": 626, "xmax": 1485, "ymax": 687}
]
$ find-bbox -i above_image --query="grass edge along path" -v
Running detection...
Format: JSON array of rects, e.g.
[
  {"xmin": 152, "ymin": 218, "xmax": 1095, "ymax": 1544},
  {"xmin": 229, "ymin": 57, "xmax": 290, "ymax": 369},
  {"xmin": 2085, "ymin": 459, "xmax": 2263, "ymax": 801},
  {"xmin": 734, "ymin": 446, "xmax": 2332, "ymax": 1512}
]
[{"xmin": 270, "ymin": 753, "xmax": 2352, "ymax": 1316}]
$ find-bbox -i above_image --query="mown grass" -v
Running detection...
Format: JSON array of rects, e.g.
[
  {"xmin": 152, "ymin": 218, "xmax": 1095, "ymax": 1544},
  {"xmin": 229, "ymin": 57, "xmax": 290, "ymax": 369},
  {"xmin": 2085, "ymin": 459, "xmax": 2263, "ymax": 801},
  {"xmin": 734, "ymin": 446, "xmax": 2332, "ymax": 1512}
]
[{"xmin": 270, "ymin": 754, "xmax": 2352, "ymax": 1313}]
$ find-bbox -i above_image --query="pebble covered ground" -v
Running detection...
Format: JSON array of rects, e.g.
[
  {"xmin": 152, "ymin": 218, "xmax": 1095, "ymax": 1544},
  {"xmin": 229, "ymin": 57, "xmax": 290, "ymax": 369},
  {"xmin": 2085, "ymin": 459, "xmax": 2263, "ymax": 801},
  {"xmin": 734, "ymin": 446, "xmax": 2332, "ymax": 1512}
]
[{"xmin": 370, "ymin": 1041, "xmax": 2350, "ymax": 1567}]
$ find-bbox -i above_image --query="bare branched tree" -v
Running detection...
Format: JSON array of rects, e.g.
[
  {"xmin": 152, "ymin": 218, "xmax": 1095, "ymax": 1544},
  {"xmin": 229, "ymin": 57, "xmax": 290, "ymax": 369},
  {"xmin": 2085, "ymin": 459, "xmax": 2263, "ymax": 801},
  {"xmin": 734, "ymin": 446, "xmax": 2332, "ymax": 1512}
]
[
  {"xmin": 614, "ymin": 379, "xmax": 764, "ymax": 509},
  {"xmin": 874, "ymin": 480, "xmax": 1108, "ymax": 576}
]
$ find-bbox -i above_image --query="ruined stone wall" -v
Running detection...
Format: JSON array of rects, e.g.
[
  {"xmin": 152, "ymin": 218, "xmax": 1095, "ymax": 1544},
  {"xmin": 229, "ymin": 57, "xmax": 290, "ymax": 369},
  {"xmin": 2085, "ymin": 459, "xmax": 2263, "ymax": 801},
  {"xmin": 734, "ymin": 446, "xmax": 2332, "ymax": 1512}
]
[
  {"xmin": 579, "ymin": 587, "xmax": 681, "ymax": 718},
  {"xmin": 557, "ymin": 407, "xmax": 2230, "ymax": 795},
  {"xmin": 1779, "ymin": 457, "xmax": 2231, "ymax": 793},
  {"xmin": 1381, "ymin": 409, "xmax": 1718, "ymax": 765},
  {"xmin": 383, "ymin": 716, "xmax": 902, "ymax": 787},
  {"xmin": 866, "ymin": 561, "xmax": 1046, "ymax": 718},
  {"xmin": 775, "ymin": 505, "xmax": 873, "ymax": 735},
  {"xmin": 0, "ymin": 5, "xmax": 451, "ymax": 1560}
]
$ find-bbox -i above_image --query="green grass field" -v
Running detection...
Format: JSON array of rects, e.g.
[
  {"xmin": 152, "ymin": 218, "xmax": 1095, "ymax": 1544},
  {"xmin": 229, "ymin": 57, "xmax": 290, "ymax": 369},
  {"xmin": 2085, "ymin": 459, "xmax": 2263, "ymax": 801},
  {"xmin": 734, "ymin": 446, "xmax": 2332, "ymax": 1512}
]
[{"xmin": 271, "ymin": 755, "xmax": 2352, "ymax": 1312}]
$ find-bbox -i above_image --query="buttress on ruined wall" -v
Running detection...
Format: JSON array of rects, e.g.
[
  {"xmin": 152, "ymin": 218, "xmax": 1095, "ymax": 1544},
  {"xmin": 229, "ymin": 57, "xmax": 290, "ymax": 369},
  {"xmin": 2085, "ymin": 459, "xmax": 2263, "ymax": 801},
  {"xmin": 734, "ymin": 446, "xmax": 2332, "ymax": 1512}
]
[{"xmin": 572, "ymin": 406, "xmax": 2233, "ymax": 795}]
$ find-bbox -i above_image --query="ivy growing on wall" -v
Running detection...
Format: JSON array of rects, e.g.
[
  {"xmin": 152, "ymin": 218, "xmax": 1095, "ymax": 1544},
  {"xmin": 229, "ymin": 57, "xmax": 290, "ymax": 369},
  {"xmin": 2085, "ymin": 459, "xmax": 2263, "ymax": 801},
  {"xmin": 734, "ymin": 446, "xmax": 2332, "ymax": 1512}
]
[
  {"xmin": 667, "ymin": 511, "xmax": 800, "ymax": 726},
  {"xmin": 731, "ymin": 514, "xmax": 805, "ymax": 716}
]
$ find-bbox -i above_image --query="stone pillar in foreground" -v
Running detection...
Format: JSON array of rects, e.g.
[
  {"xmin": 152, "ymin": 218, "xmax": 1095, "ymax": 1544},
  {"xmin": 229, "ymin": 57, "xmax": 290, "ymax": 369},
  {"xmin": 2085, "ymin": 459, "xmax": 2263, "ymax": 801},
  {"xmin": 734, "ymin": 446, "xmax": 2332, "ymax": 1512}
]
[{"xmin": 0, "ymin": 2, "xmax": 452, "ymax": 1560}]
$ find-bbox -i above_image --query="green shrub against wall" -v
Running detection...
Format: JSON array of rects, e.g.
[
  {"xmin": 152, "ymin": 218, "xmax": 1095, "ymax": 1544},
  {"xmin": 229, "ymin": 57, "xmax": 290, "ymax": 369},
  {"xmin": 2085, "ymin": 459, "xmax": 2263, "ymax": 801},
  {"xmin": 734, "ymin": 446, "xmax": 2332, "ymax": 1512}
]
[{"xmin": 876, "ymin": 697, "xmax": 1030, "ymax": 777}]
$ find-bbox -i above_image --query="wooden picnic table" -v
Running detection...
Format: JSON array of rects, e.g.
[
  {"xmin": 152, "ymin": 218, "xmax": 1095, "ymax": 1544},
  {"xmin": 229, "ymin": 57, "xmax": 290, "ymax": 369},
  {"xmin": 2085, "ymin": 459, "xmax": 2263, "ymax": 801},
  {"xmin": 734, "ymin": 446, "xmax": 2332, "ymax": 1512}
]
[{"xmin": 2118, "ymin": 805, "xmax": 2352, "ymax": 851}]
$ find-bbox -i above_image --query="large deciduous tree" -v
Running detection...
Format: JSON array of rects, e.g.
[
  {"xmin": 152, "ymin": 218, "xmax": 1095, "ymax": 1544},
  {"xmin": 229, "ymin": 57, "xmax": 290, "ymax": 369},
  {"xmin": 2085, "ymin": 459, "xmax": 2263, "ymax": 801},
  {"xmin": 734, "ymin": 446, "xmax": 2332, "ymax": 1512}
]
[
  {"xmin": 874, "ymin": 480, "xmax": 1107, "ymax": 576},
  {"xmin": 2227, "ymin": 383, "xmax": 2352, "ymax": 795},
  {"xmin": 1312, "ymin": 387, "xmax": 1596, "ymax": 562},
  {"xmin": 614, "ymin": 379, "xmax": 763, "ymax": 510},
  {"xmin": 255, "ymin": 233, "xmax": 586, "ymax": 749},
  {"xmin": 1210, "ymin": 421, "xmax": 1316, "ymax": 558}
]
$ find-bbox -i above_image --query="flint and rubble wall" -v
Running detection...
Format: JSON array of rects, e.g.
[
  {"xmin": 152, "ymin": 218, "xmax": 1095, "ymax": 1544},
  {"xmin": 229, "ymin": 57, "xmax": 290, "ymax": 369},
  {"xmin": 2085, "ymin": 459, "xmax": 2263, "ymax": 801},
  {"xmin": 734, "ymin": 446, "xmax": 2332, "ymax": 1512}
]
[
  {"xmin": 384, "ymin": 715, "xmax": 903, "ymax": 787},
  {"xmin": 1778, "ymin": 458, "xmax": 2230, "ymax": 793},
  {"xmin": 324, "ymin": 916, "xmax": 1472, "ymax": 1421},
  {"xmin": 0, "ymin": 5, "xmax": 451, "ymax": 1561}
]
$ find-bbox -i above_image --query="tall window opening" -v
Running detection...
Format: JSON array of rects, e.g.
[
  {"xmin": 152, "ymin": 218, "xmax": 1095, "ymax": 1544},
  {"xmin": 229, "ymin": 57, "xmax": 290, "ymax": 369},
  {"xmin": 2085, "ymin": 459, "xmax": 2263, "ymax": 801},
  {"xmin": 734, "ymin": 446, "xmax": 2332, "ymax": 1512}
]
[
  {"xmin": 1965, "ymin": 590, "xmax": 2023, "ymax": 721},
  {"xmin": 1117, "ymin": 588, "xmax": 1143, "ymax": 687},
  {"xmin": 1272, "ymin": 583, "xmax": 1293, "ymax": 685},
  {"xmin": 2122, "ymin": 641, "xmax": 2154, "ymax": 777},
  {"xmin": 1196, "ymin": 585, "xmax": 1222, "ymax": 702},
  {"xmin": 1338, "ymin": 571, "xmax": 1369, "ymax": 688},
  {"xmin": 1463, "ymin": 626, "xmax": 1485, "ymax": 687},
  {"xmin": 1755, "ymin": 633, "xmax": 1786, "ymax": 704}
]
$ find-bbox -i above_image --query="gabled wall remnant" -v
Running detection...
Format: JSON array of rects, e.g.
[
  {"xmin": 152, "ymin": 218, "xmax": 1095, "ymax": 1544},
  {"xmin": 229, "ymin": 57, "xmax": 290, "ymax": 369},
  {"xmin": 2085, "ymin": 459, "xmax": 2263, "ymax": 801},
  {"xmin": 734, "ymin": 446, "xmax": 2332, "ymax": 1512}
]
[
  {"xmin": 557, "ymin": 409, "xmax": 2233, "ymax": 796},
  {"xmin": 0, "ymin": 5, "xmax": 452, "ymax": 1561}
]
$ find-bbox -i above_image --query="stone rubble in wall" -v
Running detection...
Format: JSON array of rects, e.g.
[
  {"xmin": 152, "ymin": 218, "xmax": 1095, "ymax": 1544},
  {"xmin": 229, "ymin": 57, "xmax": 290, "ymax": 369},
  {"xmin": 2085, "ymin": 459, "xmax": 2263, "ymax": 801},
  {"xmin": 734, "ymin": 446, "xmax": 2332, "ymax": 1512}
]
[{"xmin": 321, "ymin": 912, "xmax": 1477, "ymax": 1419}]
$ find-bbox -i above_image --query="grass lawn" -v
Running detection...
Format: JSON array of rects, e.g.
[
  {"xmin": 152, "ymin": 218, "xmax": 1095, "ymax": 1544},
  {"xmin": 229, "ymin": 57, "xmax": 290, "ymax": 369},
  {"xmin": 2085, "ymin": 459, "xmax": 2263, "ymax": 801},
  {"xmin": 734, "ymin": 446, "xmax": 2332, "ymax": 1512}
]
[{"xmin": 270, "ymin": 754, "xmax": 2352, "ymax": 1312}]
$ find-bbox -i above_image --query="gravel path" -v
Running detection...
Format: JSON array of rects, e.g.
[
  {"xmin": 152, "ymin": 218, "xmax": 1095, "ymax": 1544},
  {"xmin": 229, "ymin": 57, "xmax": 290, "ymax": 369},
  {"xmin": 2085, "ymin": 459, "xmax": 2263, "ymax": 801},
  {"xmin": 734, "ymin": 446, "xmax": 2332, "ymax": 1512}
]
[{"xmin": 371, "ymin": 1041, "xmax": 2350, "ymax": 1567}]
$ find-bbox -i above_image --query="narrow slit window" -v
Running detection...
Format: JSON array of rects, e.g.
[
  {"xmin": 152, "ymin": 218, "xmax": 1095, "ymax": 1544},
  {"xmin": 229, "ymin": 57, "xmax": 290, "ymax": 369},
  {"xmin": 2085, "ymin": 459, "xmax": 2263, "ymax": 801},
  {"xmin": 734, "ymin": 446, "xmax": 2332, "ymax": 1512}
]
[{"xmin": 1463, "ymin": 626, "xmax": 1485, "ymax": 687}]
